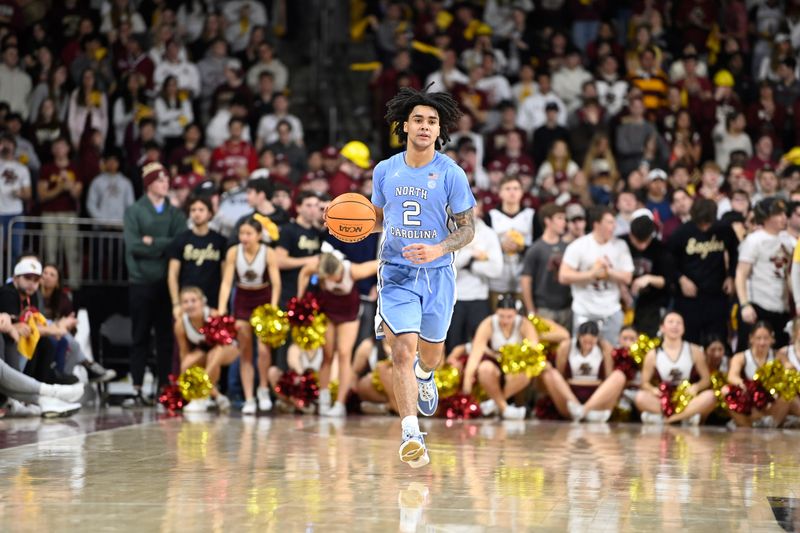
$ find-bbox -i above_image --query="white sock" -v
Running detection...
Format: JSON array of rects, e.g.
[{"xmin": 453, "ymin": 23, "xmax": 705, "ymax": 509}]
[
  {"xmin": 401, "ymin": 416, "xmax": 420, "ymax": 436},
  {"xmin": 414, "ymin": 361, "xmax": 433, "ymax": 380}
]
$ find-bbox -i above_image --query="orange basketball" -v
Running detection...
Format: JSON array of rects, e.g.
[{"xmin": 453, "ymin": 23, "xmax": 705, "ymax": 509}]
[{"xmin": 326, "ymin": 192, "xmax": 377, "ymax": 243}]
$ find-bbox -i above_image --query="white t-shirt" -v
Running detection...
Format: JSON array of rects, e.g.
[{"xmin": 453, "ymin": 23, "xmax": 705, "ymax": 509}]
[
  {"xmin": 562, "ymin": 233, "xmax": 634, "ymax": 318},
  {"xmin": 738, "ymin": 229, "xmax": 794, "ymax": 313},
  {"xmin": 0, "ymin": 159, "xmax": 31, "ymax": 215}
]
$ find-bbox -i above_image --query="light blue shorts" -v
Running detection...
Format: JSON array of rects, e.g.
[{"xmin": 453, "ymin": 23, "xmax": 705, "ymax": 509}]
[{"xmin": 375, "ymin": 262, "xmax": 456, "ymax": 344}]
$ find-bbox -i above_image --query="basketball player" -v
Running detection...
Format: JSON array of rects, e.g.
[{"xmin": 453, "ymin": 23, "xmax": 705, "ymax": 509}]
[{"xmin": 332, "ymin": 86, "xmax": 474, "ymax": 468}]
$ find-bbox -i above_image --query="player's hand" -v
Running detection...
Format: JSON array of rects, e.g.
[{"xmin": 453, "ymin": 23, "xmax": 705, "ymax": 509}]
[{"xmin": 402, "ymin": 243, "xmax": 444, "ymax": 264}]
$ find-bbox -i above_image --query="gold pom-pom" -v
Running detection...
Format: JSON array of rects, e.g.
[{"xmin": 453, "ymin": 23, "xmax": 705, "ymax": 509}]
[
  {"xmin": 629, "ymin": 334, "xmax": 661, "ymax": 367},
  {"xmin": 370, "ymin": 360, "xmax": 393, "ymax": 395},
  {"xmin": 754, "ymin": 360, "xmax": 797, "ymax": 401},
  {"xmin": 670, "ymin": 380, "xmax": 694, "ymax": 415},
  {"xmin": 434, "ymin": 364, "xmax": 461, "ymax": 399},
  {"xmin": 292, "ymin": 312, "xmax": 328, "ymax": 351},
  {"xmin": 710, "ymin": 370, "xmax": 728, "ymax": 409},
  {"xmin": 178, "ymin": 367, "xmax": 213, "ymax": 401},
  {"xmin": 498, "ymin": 339, "xmax": 547, "ymax": 378},
  {"xmin": 527, "ymin": 314, "xmax": 551, "ymax": 336},
  {"xmin": 250, "ymin": 304, "xmax": 290, "ymax": 348}
]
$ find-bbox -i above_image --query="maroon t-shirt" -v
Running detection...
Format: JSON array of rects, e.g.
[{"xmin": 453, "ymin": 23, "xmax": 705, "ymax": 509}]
[{"xmin": 39, "ymin": 161, "xmax": 82, "ymax": 213}]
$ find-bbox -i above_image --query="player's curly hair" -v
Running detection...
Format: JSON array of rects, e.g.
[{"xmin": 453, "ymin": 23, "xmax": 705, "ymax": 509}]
[{"xmin": 384, "ymin": 84, "xmax": 462, "ymax": 150}]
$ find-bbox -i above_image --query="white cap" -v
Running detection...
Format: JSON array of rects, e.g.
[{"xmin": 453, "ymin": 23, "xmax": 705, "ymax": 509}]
[
  {"xmin": 631, "ymin": 208, "xmax": 654, "ymax": 221},
  {"xmin": 13, "ymin": 258, "xmax": 42, "ymax": 277},
  {"xmin": 646, "ymin": 168, "xmax": 668, "ymax": 183}
]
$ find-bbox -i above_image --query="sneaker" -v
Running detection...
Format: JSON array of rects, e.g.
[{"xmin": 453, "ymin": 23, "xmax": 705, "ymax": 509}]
[
  {"xmin": 567, "ymin": 401, "xmax": 585, "ymax": 422},
  {"xmin": 414, "ymin": 358, "xmax": 438, "ymax": 416},
  {"xmin": 84, "ymin": 361, "xmax": 117, "ymax": 383},
  {"xmin": 641, "ymin": 412, "xmax": 665, "ymax": 425},
  {"xmin": 241, "ymin": 399, "xmax": 257, "ymax": 415},
  {"xmin": 399, "ymin": 431, "xmax": 430, "ymax": 468},
  {"xmin": 501, "ymin": 404, "xmax": 526, "ymax": 420},
  {"xmin": 38, "ymin": 397, "xmax": 81, "ymax": 418},
  {"xmin": 480, "ymin": 399, "xmax": 498, "ymax": 417},
  {"xmin": 318, "ymin": 388, "xmax": 332, "ymax": 413},
  {"xmin": 681, "ymin": 413, "xmax": 701, "ymax": 427},
  {"xmin": 782, "ymin": 415, "xmax": 800, "ymax": 429},
  {"xmin": 183, "ymin": 399, "xmax": 211, "ymax": 413},
  {"xmin": 753, "ymin": 415, "xmax": 776, "ymax": 428},
  {"xmin": 360, "ymin": 401, "xmax": 389, "ymax": 415},
  {"xmin": 5, "ymin": 398, "xmax": 42, "ymax": 417},
  {"xmin": 41, "ymin": 383, "xmax": 85, "ymax": 403},
  {"xmin": 321, "ymin": 401, "xmax": 346, "ymax": 417},
  {"xmin": 726, "ymin": 419, "xmax": 738, "ymax": 431},
  {"xmin": 51, "ymin": 371, "xmax": 79, "ymax": 385},
  {"xmin": 214, "ymin": 394, "xmax": 231, "ymax": 413},
  {"xmin": 257, "ymin": 388, "xmax": 273, "ymax": 412},
  {"xmin": 585, "ymin": 409, "xmax": 612, "ymax": 423},
  {"xmin": 122, "ymin": 391, "xmax": 154, "ymax": 408}
]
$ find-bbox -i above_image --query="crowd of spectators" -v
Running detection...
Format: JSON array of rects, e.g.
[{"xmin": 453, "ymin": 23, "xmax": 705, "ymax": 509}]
[{"xmin": 3, "ymin": 1, "xmax": 800, "ymax": 426}]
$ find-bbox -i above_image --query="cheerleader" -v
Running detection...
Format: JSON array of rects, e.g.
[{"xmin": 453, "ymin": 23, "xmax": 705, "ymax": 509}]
[
  {"xmin": 541, "ymin": 321, "xmax": 626, "ymax": 422},
  {"xmin": 174, "ymin": 287, "xmax": 239, "ymax": 412},
  {"xmin": 777, "ymin": 319, "xmax": 800, "ymax": 423},
  {"xmin": 728, "ymin": 321, "xmax": 793, "ymax": 428},
  {"xmin": 462, "ymin": 295, "xmax": 540, "ymax": 420},
  {"xmin": 297, "ymin": 248, "xmax": 378, "ymax": 416},
  {"xmin": 635, "ymin": 311, "xmax": 716, "ymax": 425},
  {"xmin": 352, "ymin": 337, "xmax": 394, "ymax": 414},
  {"xmin": 218, "ymin": 218, "xmax": 281, "ymax": 415}
]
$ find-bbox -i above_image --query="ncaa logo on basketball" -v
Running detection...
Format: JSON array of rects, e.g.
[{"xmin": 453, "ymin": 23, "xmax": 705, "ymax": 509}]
[
  {"xmin": 339, "ymin": 224, "xmax": 363, "ymax": 233},
  {"xmin": 428, "ymin": 172, "xmax": 438, "ymax": 189}
]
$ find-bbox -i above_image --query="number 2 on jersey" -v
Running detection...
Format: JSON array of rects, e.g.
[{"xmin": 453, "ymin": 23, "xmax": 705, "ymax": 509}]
[{"xmin": 402, "ymin": 200, "xmax": 421, "ymax": 226}]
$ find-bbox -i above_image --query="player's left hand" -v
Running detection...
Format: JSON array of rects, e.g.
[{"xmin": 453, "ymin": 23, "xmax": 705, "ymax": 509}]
[{"xmin": 402, "ymin": 243, "xmax": 444, "ymax": 264}]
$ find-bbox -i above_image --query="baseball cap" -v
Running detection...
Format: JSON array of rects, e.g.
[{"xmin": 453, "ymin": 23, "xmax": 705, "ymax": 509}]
[
  {"xmin": 631, "ymin": 207, "xmax": 654, "ymax": 221},
  {"xmin": 193, "ymin": 180, "xmax": 218, "ymax": 198},
  {"xmin": 302, "ymin": 170, "xmax": 327, "ymax": 182},
  {"xmin": 321, "ymin": 145, "xmax": 339, "ymax": 159},
  {"xmin": 565, "ymin": 203, "xmax": 586, "ymax": 220},
  {"xmin": 14, "ymin": 258, "xmax": 42, "ymax": 277},
  {"xmin": 545, "ymin": 102, "xmax": 559, "ymax": 112},
  {"xmin": 646, "ymin": 168, "xmax": 668, "ymax": 183},
  {"xmin": 488, "ymin": 160, "xmax": 505, "ymax": 172},
  {"xmin": 518, "ymin": 162, "xmax": 534, "ymax": 175},
  {"xmin": 171, "ymin": 174, "xmax": 190, "ymax": 190}
]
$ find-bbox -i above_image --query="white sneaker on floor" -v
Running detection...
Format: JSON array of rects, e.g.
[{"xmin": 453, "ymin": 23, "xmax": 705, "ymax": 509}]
[
  {"xmin": 41, "ymin": 383, "xmax": 85, "ymax": 403},
  {"xmin": 5, "ymin": 398, "xmax": 42, "ymax": 417},
  {"xmin": 585, "ymin": 409, "xmax": 611, "ymax": 423},
  {"xmin": 321, "ymin": 401, "xmax": 346, "ymax": 417},
  {"xmin": 641, "ymin": 412, "xmax": 665, "ymax": 425},
  {"xmin": 38, "ymin": 397, "xmax": 81, "ymax": 418},
  {"xmin": 257, "ymin": 388, "xmax": 273, "ymax": 412},
  {"xmin": 318, "ymin": 388, "xmax": 331, "ymax": 413},
  {"xmin": 214, "ymin": 395, "xmax": 231, "ymax": 412},
  {"xmin": 480, "ymin": 399, "xmax": 497, "ymax": 417},
  {"xmin": 568, "ymin": 401, "xmax": 585, "ymax": 421},
  {"xmin": 360, "ymin": 401, "xmax": 389, "ymax": 415},
  {"xmin": 183, "ymin": 399, "xmax": 211, "ymax": 413},
  {"xmin": 782, "ymin": 415, "xmax": 800, "ymax": 429},
  {"xmin": 753, "ymin": 415, "xmax": 776, "ymax": 428},
  {"xmin": 241, "ymin": 399, "xmax": 257, "ymax": 415},
  {"xmin": 681, "ymin": 413, "xmax": 701, "ymax": 427},
  {"xmin": 501, "ymin": 404, "xmax": 526, "ymax": 420}
]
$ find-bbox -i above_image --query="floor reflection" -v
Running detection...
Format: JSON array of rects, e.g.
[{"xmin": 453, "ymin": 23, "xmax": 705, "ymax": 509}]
[{"xmin": 0, "ymin": 415, "xmax": 797, "ymax": 531}]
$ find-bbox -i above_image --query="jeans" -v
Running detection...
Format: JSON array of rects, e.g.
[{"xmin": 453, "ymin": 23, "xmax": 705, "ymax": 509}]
[{"xmin": 0, "ymin": 212, "xmax": 23, "ymax": 265}]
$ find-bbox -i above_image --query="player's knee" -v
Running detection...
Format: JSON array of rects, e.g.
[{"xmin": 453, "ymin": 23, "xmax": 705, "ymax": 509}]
[
  {"xmin": 477, "ymin": 361, "xmax": 499, "ymax": 383},
  {"xmin": 391, "ymin": 344, "xmax": 415, "ymax": 366}
]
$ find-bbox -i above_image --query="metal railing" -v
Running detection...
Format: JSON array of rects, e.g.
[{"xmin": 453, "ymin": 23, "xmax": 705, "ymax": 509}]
[{"xmin": 6, "ymin": 216, "xmax": 127, "ymax": 286}]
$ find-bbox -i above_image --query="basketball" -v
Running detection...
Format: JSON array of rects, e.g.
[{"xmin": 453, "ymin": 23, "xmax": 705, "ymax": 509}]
[{"xmin": 326, "ymin": 193, "xmax": 377, "ymax": 243}]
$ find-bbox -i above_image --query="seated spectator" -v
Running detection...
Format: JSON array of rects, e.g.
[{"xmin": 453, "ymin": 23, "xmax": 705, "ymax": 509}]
[
  {"xmin": 265, "ymin": 120, "xmax": 307, "ymax": 183},
  {"xmin": 517, "ymin": 71, "xmax": 567, "ymax": 136},
  {"xmin": 206, "ymin": 98, "xmax": 252, "ymax": 149},
  {"xmin": 662, "ymin": 188, "xmax": 693, "ymax": 242},
  {"xmin": 211, "ymin": 117, "xmax": 257, "ymax": 184},
  {"xmin": 32, "ymin": 98, "xmax": 69, "ymax": 162},
  {"xmin": 447, "ymin": 114, "xmax": 484, "ymax": 169},
  {"xmin": 628, "ymin": 46, "xmax": 668, "ymax": 113},
  {"xmin": 475, "ymin": 52, "xmax": 512, "ymax": 108},
  {"xmin": 745, "ymin": 134, "xmax": 780, "ymax": 178},
  {"xmin": 452, "ymin": 66, "xmax": 491, "ymax": 127},
  {"xmin": 153, "ymin": 38, "xmax": 201, "ymax": 101},
  {"xmin": 246, "ymin": 41, "xmax": 288, "ymax": 93},
  {"xmin": 553, "ymin": 47, "xmax": 593, "ymax": 113},
  {"xmin": 644, "ymin": 169, "xmax": 671, "ymax": 223},
  {"xmin": 595, "ymin": 55, "xmax": 628, "ymax": 118},
  {"xmin": 28, "ymin": 64, "xmax": 70, "ymax": 125},
  {"xmin": 425, "ymin": 48, "xmax": 469, "ymax": 94},
  {"xmin": 485, "ymin": 101, "xmax": 526, "ymax": 162},
  {"xmin": 714, "ymin": 111, "xmax": 753, "ymax": 172},
  {"xmin": 5, "ymin": 113, "xmax": 41, "ymax": 176},
  {"xmin": 615, "ymin": 96, "xmax": 666, "ymax": 178},
  {"xmin": 154, "ymin": 76, "xmax": 194, "ymax": 155},
  {"xmin": 536, "ymin": 140, "xmax": 581, "ymax": 203},
  {"xmin": 0, "ymin": 43, "xmax": 32, "ymax": 119},
  {"xmin": 256, "ymin": 93, "xmax": 304, "ymax": 149},
  {"xmin": 752, "ymin": 166, "xmax": 783, "ymax": 204},
  {"xmin": 532, "ymin": 102, "xmax": 570, "ymax": 167},
  {"xmin": 211, "ymin": 59, "xmax": 254, "ymax": 117},
  {"xmin": 67, "ymin": 68, "xmax": 109, "ymax": 148},
  {"xmin": 69, "ymin": 33, "xmax": 114, "ymax": 92},
  {"xmin": 222, "ymin": 0, "xmax": 268, "ymax": 54},
  {"xmin": 511, "ymin": 64, "xmax": 537, "ymax": 108}
]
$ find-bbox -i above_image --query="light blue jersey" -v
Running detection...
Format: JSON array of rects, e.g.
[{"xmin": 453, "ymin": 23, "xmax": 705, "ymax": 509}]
[{"xmin": 371, "ymin": 151, "xmax": 475, "ymax": 269}]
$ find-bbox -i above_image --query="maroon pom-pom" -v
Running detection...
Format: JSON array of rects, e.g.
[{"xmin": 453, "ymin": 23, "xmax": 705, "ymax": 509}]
[
  {"xmin": 438, "ymin": 393, "xmax": 482, "ymax": 419},
  {"xmin": 724, "ymin": 384, "xmax": 752, "ymax": 415},
  {"xmin": 158, "ymin": 374, "xmax": 186, "ymax": 412},
  {"xmin": 659, "ymin": 382, "xmax": 676, "ymax": 417},
  {"xmin": 534, "ymin": 396, "xmax": 561, "ymax": 420},
  {"xmin": 612, "ymin": 347, "xmax": 638, "ymax": 381},
  {"xmin": 201, "ymin": 315, "xmax": 237, "ymax": 346},
  {"xmin": 286, "ymin": 293, "xmax": 320, "ymax": 326}
]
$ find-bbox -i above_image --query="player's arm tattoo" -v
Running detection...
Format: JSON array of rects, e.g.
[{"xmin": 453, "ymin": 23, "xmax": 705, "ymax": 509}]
[{"xmin": 440, "ymin": 207, "xmax": 475, "ymax": 254}]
